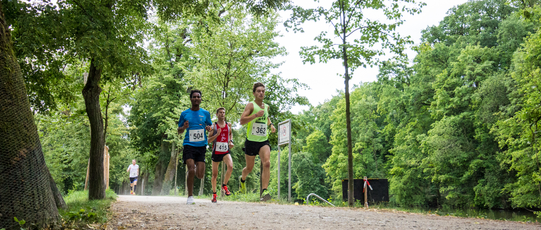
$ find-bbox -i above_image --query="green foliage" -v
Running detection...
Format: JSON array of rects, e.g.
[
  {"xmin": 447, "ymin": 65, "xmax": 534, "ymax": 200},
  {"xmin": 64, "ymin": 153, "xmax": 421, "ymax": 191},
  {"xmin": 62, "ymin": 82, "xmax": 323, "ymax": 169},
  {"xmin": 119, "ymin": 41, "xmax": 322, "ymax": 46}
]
[
  {"xmin": 184, "ymin": 5, "xmax": 287, "ymax": 121},
  {"xmin": 269, "ymin": 149, "xmax": 295, "ymax": 199},
  {"xmin": 37, "ymin": 111, "xmax": 90, "ymax": 193},
  {"xmin": 420, "ymin": 45, "xmax": 509, "ymax": 208},
  {"xmin": 421, "ymin": 0, "xmax": 516, "ymax": 48},
  {"xmin": 383, "ymin": 0, "xmax": 541, "ymax": 209},
  {"xmin": 286, "ymin": 0, "xmax": 425, "ymax": 69},
  {"xmin": 303, "ymin": 130, "xmax": 331, "ymax": 164},
  {"xmin": 286, "ymin": 0, "xmax": 424, "ymax": 207},
  {"xmin": 59, "ymin": 190, "xmax": 117, "ymax": 227},
  {"xmin": 492, "ymin": 24, "xmax": 541, "ymax": 208},
  {"xmin": 292, "ymin": 152, "xmax": 328, "ymax": 200},
  {"xmin": 323, "ymin": 83, "xmax": 387, "ymax": 196},
  {"xmin": 14, "ymin": 0, "xmax": 541, "ymax": 213},
  {"xmin": 13, "ymin": 217, "xmax": 25, "ymax": 228},
  {"xmin": 37, "ymin": 96, "xmax": 136, "ymax": 194}
]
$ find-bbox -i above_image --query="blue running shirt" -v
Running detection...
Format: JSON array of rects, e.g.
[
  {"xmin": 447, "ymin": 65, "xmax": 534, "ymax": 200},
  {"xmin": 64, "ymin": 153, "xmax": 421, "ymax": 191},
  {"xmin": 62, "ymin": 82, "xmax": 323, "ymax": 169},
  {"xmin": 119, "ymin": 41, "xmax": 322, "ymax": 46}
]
[{"xmin": 178, "ymin": 108, "xmax": 212, "ymax": 147}]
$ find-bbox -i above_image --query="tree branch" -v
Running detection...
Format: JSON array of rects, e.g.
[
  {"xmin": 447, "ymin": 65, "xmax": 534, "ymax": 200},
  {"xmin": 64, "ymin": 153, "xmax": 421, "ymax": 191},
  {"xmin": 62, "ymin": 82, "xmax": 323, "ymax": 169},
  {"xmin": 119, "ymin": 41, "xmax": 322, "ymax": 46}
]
[
  {"xmin": 345, "ymin": 0, "xmax": 364, "ymax": 29},
  {"xmin": 346, "ymin": 26, "xmax": 368, "ymax": 37}
]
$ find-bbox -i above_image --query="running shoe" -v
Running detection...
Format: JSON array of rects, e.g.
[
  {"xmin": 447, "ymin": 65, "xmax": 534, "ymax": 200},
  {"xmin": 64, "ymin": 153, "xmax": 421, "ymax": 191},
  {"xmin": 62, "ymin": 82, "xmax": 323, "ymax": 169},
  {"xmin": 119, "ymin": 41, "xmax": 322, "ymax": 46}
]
[
  {"xmin": 222, "ymin": 185, "xmax": 231, "ymax": 196},
  {"xmin": 130, "ymin": 191, "xmax": 134, "ymax": 195},
  {"xmin": 239, "ymin": 176, "xmax": 246, "ymax": 194},
  {"xmin": 260, "ymin": 189, "xmax": 271, "ymax": 202},
  {"xmin": 212, "ymin": 194, "xmax": 217, "ymax": 203},
  {"xmin": 187, "ymin": 196, "xmax": 195, "ymax": 205}
]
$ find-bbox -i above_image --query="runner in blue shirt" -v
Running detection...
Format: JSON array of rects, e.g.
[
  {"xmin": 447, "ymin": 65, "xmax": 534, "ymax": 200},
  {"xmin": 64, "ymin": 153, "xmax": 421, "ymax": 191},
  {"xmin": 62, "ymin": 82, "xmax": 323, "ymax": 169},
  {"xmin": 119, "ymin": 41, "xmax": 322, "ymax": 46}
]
[{"xmin": 177, "ymin": 89, "xmax": 212, "ymax": 204}]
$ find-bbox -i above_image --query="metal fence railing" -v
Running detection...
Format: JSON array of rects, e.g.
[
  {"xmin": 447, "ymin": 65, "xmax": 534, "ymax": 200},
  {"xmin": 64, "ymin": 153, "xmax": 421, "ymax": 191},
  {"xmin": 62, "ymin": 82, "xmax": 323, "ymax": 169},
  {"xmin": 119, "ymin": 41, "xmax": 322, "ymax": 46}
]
[{"xmin": 306, "ymin": 193, "xmax": 335, "ymax": 206}]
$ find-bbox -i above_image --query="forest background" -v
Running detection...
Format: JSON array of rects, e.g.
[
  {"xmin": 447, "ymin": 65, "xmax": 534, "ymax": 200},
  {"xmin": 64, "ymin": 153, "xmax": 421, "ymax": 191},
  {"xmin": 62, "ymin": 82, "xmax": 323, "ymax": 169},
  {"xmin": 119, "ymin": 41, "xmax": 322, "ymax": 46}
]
[{"xmin": 8, "ymin": 0, "xmax": 541, "ymax": 211}]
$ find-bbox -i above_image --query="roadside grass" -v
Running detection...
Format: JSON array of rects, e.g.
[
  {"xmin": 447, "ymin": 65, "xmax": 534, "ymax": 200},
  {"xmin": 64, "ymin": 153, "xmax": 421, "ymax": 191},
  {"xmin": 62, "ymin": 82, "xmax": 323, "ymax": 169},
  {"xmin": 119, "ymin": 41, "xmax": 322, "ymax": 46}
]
[{"xmin": 59, "ymin": 189, "xmax": 117, "ymax": 228}]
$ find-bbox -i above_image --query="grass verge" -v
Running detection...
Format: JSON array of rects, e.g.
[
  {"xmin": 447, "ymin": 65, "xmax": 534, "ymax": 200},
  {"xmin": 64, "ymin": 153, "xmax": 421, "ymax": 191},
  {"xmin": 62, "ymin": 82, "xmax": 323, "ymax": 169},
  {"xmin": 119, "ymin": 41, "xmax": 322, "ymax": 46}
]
[{"xmin": 59, "ymin": 189, "xmax": 117, "ymax": 228}]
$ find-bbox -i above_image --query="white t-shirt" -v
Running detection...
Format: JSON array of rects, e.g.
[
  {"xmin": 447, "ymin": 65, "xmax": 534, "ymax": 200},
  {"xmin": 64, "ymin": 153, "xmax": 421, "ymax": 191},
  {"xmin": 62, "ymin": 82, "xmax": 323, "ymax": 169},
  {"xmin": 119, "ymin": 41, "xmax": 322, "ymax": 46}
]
[{"xmin": 128, "ymin": 164, "xmax": 139, "ymax": 178}]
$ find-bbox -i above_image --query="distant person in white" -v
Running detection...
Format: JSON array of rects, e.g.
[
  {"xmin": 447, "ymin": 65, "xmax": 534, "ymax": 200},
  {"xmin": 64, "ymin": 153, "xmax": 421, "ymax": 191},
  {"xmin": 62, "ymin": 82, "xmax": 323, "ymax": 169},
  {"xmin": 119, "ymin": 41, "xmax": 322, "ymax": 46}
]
[{"xmin": 127, "ymin": 159, "xmax": 139, "ymax": 195}]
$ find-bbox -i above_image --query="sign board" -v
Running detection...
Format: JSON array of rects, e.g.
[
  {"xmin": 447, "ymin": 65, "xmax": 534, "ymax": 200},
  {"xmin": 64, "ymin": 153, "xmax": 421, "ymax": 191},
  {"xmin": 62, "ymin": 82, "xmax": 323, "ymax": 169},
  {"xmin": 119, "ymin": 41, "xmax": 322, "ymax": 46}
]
[
  {"xmin": 278, "ymin": 120, "xmax": 290, "ymax": 145},
  {"xmin": 276, "ymin": 119, "xmax": 293, "ymax": 201}
]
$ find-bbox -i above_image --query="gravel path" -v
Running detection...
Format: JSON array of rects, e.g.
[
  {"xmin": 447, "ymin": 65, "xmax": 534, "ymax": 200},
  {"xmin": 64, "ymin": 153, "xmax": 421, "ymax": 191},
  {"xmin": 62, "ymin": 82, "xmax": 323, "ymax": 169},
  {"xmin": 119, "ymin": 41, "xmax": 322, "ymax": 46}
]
[{"xmin": 106, "ymin": 195, "xmax": 540, "ymax": 229}]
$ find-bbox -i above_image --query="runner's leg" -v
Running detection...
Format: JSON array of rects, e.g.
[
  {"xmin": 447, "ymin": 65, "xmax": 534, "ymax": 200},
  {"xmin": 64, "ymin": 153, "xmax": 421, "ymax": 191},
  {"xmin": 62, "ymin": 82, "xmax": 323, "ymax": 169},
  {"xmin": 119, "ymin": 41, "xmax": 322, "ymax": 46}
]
[
  {"xmin": 223, "ymin": 154, "xmax": 234, "ymax": 185},
  {"xmin": 241, "ymin": 154, "xmax": 256, "ymax": 181},
  {"xmin": 186, "ymin": 159, "xmax": 196, "ymax": 196},
  {"xmin": 195, "ymin": 161, "xmax": 206, "ymax": 179},
  {"xmin": 211, "ymin": 161, "xmax": 220, "ymax": 193},
  {"xmin": 259, "ymin": 145, "xmax": 271, "ymax": 190}
]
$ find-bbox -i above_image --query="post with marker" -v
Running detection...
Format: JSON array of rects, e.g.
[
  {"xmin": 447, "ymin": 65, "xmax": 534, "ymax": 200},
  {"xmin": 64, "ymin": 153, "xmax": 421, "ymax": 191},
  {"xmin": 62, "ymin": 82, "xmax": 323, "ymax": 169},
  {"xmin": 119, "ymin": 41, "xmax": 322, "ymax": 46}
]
[{"xmin": 363, "ymin": 176, "xmax": 373, "ymax": 208}]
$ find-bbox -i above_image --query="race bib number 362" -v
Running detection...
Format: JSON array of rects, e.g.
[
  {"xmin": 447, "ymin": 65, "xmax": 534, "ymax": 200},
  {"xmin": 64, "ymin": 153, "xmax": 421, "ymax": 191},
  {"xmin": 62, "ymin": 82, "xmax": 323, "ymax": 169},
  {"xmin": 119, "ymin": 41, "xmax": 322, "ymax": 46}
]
[
  {"xmin": 189, "ymin": 129, "xmax": 204, "ymax": 142},
  {"xmin": 251, "ymin": 123, "xmax": 267, "ymax": 136}
]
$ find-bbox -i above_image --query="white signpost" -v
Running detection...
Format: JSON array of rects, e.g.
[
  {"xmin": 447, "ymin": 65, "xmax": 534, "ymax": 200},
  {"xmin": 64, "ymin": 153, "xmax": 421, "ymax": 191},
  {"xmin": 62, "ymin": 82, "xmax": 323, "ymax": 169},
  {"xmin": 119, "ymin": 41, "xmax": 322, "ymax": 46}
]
[{"xmin": 277, "ymin": 119, "xmax": 292, "ymax": 201}]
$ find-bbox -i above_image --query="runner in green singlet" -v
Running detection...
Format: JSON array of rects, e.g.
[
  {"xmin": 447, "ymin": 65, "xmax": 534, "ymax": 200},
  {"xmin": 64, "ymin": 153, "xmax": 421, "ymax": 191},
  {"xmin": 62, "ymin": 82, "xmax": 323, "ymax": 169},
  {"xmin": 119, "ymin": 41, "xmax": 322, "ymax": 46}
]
[{"xmin": 239, "ymin": 82, "xmax": 276, "ymax": 201}]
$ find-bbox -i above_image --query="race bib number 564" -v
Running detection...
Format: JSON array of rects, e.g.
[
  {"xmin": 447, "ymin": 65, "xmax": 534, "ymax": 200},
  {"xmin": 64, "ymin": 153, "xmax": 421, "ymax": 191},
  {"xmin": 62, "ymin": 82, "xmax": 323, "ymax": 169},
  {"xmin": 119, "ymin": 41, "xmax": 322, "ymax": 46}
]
[
  {"xmin": 189, "ymin": 129, "xmax": 204, "ymax": 142},
  {"xmin": 251, "ymin": 123, "xmax": 267, "ymax": 136}
]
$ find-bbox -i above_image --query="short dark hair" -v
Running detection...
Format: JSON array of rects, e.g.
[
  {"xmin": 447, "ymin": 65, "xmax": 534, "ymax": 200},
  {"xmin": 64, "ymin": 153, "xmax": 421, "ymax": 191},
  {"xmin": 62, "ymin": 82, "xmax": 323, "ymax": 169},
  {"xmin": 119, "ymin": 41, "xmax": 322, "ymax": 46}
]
[
  {"xmin": 252, "ymin": 82, "xmax": 265, "ymax": 93},
  {"xmin": 190, "ymin": 90, "xmax": 202, "ymax": 98},
  {"xmin": 216, "ymin": 107, "xmax": 225, "ymax": 114}
]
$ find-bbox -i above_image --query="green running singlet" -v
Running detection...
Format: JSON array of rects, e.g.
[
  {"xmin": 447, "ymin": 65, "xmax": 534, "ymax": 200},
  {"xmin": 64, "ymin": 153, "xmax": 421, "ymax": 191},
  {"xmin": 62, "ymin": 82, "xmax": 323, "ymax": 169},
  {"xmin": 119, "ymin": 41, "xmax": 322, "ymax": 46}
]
[{"xmin": 246, "ymin": 101, "xmax": 269, "ymax": 142}]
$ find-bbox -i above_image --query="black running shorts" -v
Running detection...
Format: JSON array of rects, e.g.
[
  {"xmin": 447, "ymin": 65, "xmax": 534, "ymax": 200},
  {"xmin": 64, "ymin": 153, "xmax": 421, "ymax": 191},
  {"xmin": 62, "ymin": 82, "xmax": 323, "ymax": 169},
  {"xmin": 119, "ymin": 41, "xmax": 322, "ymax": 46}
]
[
  {"xmin": 212, "ymin": 152, "xmax": 230, "ymax": 162},
  {"xmin": 183, "ymin": 145, "xmax": 206, "ymax": 163},
  {"xmin": 244, "ymin": 139, "xmax": 270, "ymax": 156}
]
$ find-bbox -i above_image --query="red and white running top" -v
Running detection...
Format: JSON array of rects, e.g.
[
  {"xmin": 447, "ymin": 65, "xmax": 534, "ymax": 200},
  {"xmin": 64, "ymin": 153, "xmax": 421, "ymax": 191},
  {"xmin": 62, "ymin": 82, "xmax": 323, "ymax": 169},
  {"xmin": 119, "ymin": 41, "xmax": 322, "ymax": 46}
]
[{"xmin": 212, "ymin": 122, "xmax": 230, "ymax": 155}]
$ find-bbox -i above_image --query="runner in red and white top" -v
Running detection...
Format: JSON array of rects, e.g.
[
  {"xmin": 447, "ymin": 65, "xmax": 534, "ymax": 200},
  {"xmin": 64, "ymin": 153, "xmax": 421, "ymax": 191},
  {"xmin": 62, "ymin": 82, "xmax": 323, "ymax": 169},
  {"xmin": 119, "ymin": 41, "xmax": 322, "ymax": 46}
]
[{"xmin": 208, "ymin": 107, "xmax": 234, "ymax": 203}]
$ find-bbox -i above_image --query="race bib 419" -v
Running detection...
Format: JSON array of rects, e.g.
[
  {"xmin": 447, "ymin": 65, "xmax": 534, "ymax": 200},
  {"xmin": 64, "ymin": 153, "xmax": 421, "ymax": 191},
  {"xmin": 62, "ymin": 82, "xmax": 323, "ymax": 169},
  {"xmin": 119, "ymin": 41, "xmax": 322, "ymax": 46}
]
[{"xmin": 216, "ymin": 142, "xmax": 228, "ymax": 152}]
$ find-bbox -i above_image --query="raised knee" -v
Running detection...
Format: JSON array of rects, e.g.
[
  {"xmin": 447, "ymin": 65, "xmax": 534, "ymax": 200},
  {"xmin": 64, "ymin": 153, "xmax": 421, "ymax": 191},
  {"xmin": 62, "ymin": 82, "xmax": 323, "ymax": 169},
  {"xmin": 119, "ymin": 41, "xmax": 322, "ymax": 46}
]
[
  {"xmin": 196, "ymin": 172, "xmax": 204, "ymax": 179},
  {"xmin": 262, "ymin": 161, "xmax": 270, "ymax": 169},
  {"xmin": 227, "ymin": 164, "xmax": 234, "ymax": 171}
]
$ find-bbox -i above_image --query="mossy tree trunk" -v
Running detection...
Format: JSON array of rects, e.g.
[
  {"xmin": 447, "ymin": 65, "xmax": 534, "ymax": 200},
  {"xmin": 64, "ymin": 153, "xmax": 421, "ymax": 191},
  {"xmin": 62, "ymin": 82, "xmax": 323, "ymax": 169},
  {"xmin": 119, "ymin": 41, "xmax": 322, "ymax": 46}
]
[{"xmin": 0, "ymin": 3, "xmax": 64, "ymax": 229}]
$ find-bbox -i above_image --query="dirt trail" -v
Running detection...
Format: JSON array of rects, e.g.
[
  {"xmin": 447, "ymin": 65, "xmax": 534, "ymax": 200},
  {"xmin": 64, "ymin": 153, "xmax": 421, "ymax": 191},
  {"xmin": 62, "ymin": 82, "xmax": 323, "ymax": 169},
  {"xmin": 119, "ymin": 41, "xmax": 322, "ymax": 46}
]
[{"xmin": 106, "ymin": 195, "xmax": 540, "ymax": 229}]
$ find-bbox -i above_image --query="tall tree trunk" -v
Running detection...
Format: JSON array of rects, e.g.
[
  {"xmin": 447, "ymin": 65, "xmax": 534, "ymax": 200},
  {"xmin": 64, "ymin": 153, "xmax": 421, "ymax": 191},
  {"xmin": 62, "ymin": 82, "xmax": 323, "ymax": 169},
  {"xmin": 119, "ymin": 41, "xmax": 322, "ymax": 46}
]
[
  {"xmin": 152, "ymin": 138, "xmax": 170, "ymax": 195},
  {"xmin": 121, "ymin": 180, "xmax": 130, "ymax": 195},
  {"xmin": 0, "ymin": 3, "xmax": 63, "ymax": 228},
  {"xmin": 48, "ymin": 169, "xmax": 67, "ymax": 209},
  {"xmin": 161, "ymin": 143, "xmax": 178, "ymax": 195},
  {"xmin": 136, "ymin": 171, "xmax": 148, "ymax": 195},
  {"xmin": 152, "ymin": 161, "xmax": 166, "ymax": 195},
  {"xmin": 135, "ymin": 171, "xmax": 143, "ymax": 195},
  {"xmin": 83, "ymin": 59, "xmax": 106, "ymax": 200},
  {"xmin": 340, "ymin": 0, "xmax": 355, "ymax": 207}
]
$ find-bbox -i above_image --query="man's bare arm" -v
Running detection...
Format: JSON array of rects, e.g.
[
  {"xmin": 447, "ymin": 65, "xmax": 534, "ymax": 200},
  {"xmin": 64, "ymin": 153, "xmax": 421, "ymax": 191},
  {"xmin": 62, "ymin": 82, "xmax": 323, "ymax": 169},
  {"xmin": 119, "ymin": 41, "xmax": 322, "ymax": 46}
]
[
  {"xmin": 240, "ymin": 103, "xmax": 261, "ymax": 125},
  {"xmin": 208, "ymin": 125, "xmax": 221, "ymax": 144},
  {"xmin": 268, "ymin": 117, "xmax": 276, "ymax": 133}
]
